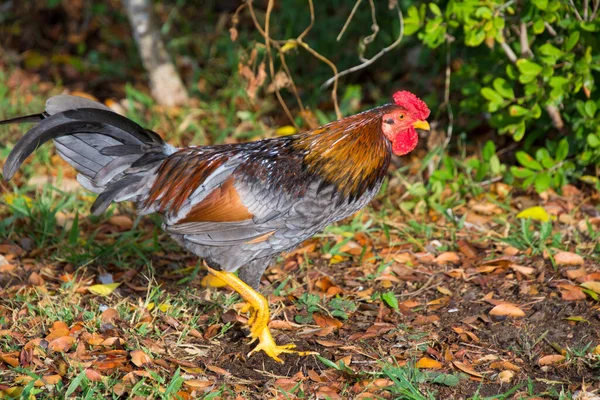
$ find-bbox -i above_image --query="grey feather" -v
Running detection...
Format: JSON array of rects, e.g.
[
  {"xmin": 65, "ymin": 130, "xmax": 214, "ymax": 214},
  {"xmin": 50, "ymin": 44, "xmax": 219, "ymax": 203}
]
[
  {"xmin": 45, "ymin": 95, "xmax": 111, "ymax": 115},
  {"xmin": 93, "ymin": 154, "xmax": 140, "ymax": 186}
]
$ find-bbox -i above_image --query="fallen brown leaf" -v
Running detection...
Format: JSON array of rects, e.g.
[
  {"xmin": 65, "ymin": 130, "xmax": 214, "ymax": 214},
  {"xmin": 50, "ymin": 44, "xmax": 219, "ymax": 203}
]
[
  {"xmin": 109, "ymin": 215, "xmax": 134, "ymax": 230},
  {"xmin": 538, "ymin": 355, "xmax": 565, "ymax": 366},
  {"xmin": 434, "ymin": 252, "xmax": 460, "ymax": 265},
  {"xmin": 48, "ymin": 336, "xmax": 75, "ymax": 352},
  {"xmin": 0, "ymin": 353, "xmax": 19, "ymax": 367},
  {"xmin": 565, "ymin": 267, "xmax": 587, "ymax": 281},
  {"xmin": 510, "ymin": 264, "xmax": 535, "ymax": 275},
  {"xmin": 453, "ymin": 361, "xmax": 483, "ymax": 378},
  {"xmin": 206, "ymin": 365, "xmax": 230, "ymax": 375},
  {"xmin": 183, "ymin": 379, "xmax": 213, "ymax": 389},
  {"xmin": 101, "ymin": 308, "xmax": 119, "ymax": 324},
  {"xmin": 489, "ymin": 304, "xmax": 525, "ymax": 318},
  {"xmin": 554, "ymin": 251, "xmax": 584, "ymax": 266},
  {"xmin": 557, "ymin": 284, "xmax": 587, "ymax": 301},
  {"xmin": 85, "ymin": 369, "xmax": 104, "ymax": 382},
  {"xmin": 130, "ymin": 350, "xmax": 153, "ymax": 367},
  {"xmin": 313, "ymin": 313, "xmax": 343, "ymax": 329},
  {"xmin": 489, "ymin": 360, "xmax": 521, "ymax": 372}
]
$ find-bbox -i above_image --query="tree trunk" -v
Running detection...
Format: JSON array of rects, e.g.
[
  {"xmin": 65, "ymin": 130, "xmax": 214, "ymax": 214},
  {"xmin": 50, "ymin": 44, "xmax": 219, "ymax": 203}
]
[{"xmin": 122, "ymin": 0, "xmax": 189, "ymax": 106}]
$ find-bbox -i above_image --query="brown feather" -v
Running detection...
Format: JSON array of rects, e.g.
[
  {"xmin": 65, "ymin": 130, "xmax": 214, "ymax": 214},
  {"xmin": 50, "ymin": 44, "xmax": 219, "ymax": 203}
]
[
  {"xmin": 293, "ymin": 104, "xmax": 396, "ymax": 200},
  {"xmin": 145, "ymin": 149, "xmax": 230, "ymax": 213},
  {"xmin": 179, "ymin": 177, "xmax": 253, "ymax": 223}
]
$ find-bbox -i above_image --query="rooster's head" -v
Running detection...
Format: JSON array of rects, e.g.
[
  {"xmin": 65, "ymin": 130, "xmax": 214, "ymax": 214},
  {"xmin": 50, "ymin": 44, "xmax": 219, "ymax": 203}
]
[{"xmin": 381, "ymin": 91, "xmax": 431, "ymax": 156}]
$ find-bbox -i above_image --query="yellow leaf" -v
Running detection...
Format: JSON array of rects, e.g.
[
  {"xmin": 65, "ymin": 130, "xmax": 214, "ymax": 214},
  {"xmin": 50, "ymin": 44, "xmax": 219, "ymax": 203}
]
[
  {"xmin": 516, "ymin": 206, "xmax": 551, "ymax": 222},
  {"xmin": 146, "ymin": 302, "xmax": 170, "ymax": 312},
  {"xmin": 581, "ymin": 281, "xmax": 600, "ymax": 294},
  {"xmin": 280, "ymin": 41, "xmax": 297, "ymax": 53},
  {"xmin": 275, "ymin": 125, "xmax": 297, "ymax": 136},
  {"xmin": 88, "ymin": 283, "xmax": 121, "ymax": 296},
  {"xmin": 565, "ymin": 316, "xmax": 589, "ymax": 323},
  {"xmin": 158, "ymin": 303, "xmax": 171, "ymax": 312},
  {"xmin": 3, "ymin": 193, "xmax": 33, "ymax": 208},
  {"xmin": 497, "ymin": 370, "xmax": 514, "ymax": 383},
  {"xmin": 329, "ymin": 255, "xmax": 344, "ymax": 265},
  {"xmin": 416, "ymin": 357, "xmax": 442, "ymax": 369},
  {"xmin": 437, "ymin": 286, "xmax": 453, "ymax": 296}
]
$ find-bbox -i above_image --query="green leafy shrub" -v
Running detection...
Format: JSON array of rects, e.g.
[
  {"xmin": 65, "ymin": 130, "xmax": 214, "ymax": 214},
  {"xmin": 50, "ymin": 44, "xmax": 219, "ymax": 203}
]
[{"xmin": 405, "ymin": 0, "xmax": 600, "ymax": 193}]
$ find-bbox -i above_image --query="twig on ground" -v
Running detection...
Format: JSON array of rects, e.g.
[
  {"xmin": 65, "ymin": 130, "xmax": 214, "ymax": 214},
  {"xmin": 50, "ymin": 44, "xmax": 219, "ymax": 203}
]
[{"xmin": 399, "ymin": 275, "xmax": 437, "ymax": 297}]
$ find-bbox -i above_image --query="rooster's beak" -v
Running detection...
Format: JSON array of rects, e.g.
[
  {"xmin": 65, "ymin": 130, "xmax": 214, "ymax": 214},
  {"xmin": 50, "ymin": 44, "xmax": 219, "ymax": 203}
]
[{"xmin": 413, "ymin": 120, "xmax": 430, "ymax": 131}]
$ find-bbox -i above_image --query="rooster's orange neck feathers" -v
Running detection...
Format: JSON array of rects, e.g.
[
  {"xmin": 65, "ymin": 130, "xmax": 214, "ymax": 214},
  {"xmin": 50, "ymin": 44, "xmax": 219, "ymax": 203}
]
[{"xmin": 293, "ymin": 105, "xmax": 397, "ymax": 201}]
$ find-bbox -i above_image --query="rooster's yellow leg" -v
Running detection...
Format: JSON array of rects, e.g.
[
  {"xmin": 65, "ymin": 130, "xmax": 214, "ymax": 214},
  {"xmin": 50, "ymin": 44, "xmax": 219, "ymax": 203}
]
[
  {"xmin": 200, "ymin": 274, "xmax": 229, "ymax": 288},
  {"xmin": 205, "ymin": 266, "xmax": 315, "ymax": 363}
]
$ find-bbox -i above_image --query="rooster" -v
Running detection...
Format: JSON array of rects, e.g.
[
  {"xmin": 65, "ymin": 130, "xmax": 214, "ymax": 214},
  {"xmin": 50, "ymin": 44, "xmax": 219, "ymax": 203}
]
[{"xmin": 1, "ymin": 91, "xmax": 430, "ymax": 362}]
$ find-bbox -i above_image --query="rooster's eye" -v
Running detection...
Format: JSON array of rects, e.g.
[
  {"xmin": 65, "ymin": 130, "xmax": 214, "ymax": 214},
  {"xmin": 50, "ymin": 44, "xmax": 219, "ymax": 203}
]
[{"xmin": 398, "ymin": 114, "xmax": 405, "ymax": 120}]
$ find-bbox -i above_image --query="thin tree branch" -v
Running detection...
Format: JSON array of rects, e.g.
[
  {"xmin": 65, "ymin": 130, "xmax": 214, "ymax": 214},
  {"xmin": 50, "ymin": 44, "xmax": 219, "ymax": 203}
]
[
  {"xmin": 337, "ymin": 0, "xmax": 363, "ymax": 41},
  {"xmin": 499, "ymin": 32, "xmax": 517, "ymax": 63},
  {"xmin": 500, "ymin": 26, "xmax": 564, "ymax": 130},
  {"xmin": 322, "ymin": 1, "xmax": 403, "ymax": 89},
  {"xmin": 297, "ymin": 0, "xmax": 315, "ymax": 42},
  {"xmin": 590, "ymin": 0, "xmax": 599, "ymax": 20},
  {"xmin": 263, "ymin": 0, "xmax": 297, "ymax": 128},
  {"xmin": 519, "ymin": 22, "xmax": 533, "ymax": 58},
  {"xmin": 544, "ymin": 22, "xmax": 557, "ymax": 36},
  {"xmin": 568, "ymin": 0, "xmax": 584, "ymax": 20}
]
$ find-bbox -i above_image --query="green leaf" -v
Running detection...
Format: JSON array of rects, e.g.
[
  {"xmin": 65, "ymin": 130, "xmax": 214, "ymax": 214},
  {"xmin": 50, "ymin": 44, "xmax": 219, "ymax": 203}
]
[
  {"xmin": 556, "ymin": 138, "xmax": 569, "ymax": 161},
  {"xmin": 539, "ymin": 43, "xmax": 562, "ymax": 57},
  {"xmin": 533, "ymin": 18, "xmax": 545, "ymax": 34},
  {"xmin": 493, "ymin": 78, "xmax": 515, "ymax": 99},
  {"xmin": 516, "ymin": 59, "xmax": 543, "ymax": 76},
  {"xmin": 68, "ymin": 212, "xmax": 79, "ymax": 246},
  {"xmin": 65, "ymin": 370, "xmax": 88, "ymax": 398},
  {"xmin": 535, "ymin": 172, "xmax": 552, "ymax": 193},
  {"xmin": 536, "ymin": 148, "xmax": 555, "ymax": 169},
  {"xmin": 465, "ymin": 28, "xmax": 486, "ymax": 47},
  {"xmin": 584, "ymin": 100, "xmax": 597, "ymax": 118},
  {"xmin": 481, "ymin": 87, "xmax": 504, "ymax": 104},
  {"xmin": 587, "ymin": 134, "xmax": 600, "ymax": 148},
  {"xmin": 532, "ymin": 0, "xmax": 548, "ymax": 10},
  {"xmin": 381, "ymin": 291, "xmax": 399, "ymax": 311},
  {"xmin": 516, "ymin": 151, "xmax": 543, "ymax": 170},
  {"xmin": 511, "ymin": 166, "xmax": 535, "ymax": 178},
  {"xmin": 509, "ymin": 105, "xmax": 529, "ymax": 117},
  {"xmin": 316, "ymin": 355, "xmax": 341, "ymax": 370},
  {"xmin": 565, "ymin": 31, "xmax": 580, "ymax": 51},
  {"xmin": 428, "ymin": 372, "xmax": 461, "ymax": 387},
  {"xmin": 475, "ymin": 6, "xmax": 492, "ymax": 19},
  {"xmin": 404, "ymin": 6, "xmax": 422, "ymax": 35},
  {"xmin": 531, "ymin": 103, "xmax": 542, "ymax": 119},
  {"xmin": 429, "ymin": 3, "xmax": 442, "ymax": 16},
  {"xmin": 490, "ymin": 155, "xmax": 502, "ymax": 175},
  {"xmin": 482, "ymin": 140, "xmax": 496, "ymax": 161},
  {"xmin": 513, "ymin": 121, "xmax": 526, "ymax": 141}
]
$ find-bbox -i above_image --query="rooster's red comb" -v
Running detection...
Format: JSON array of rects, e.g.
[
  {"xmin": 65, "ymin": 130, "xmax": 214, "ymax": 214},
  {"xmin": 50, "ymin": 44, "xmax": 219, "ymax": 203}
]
[{"xmin": 393, "ymin": 91, "xmax": 430, "ymax": 120}]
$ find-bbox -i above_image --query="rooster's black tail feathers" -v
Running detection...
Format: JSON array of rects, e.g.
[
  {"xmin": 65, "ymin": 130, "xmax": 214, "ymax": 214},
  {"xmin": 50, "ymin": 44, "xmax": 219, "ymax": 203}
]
[{"xmin": 2, "ymin": 95, "xmax": 173, "ymax": 214}]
